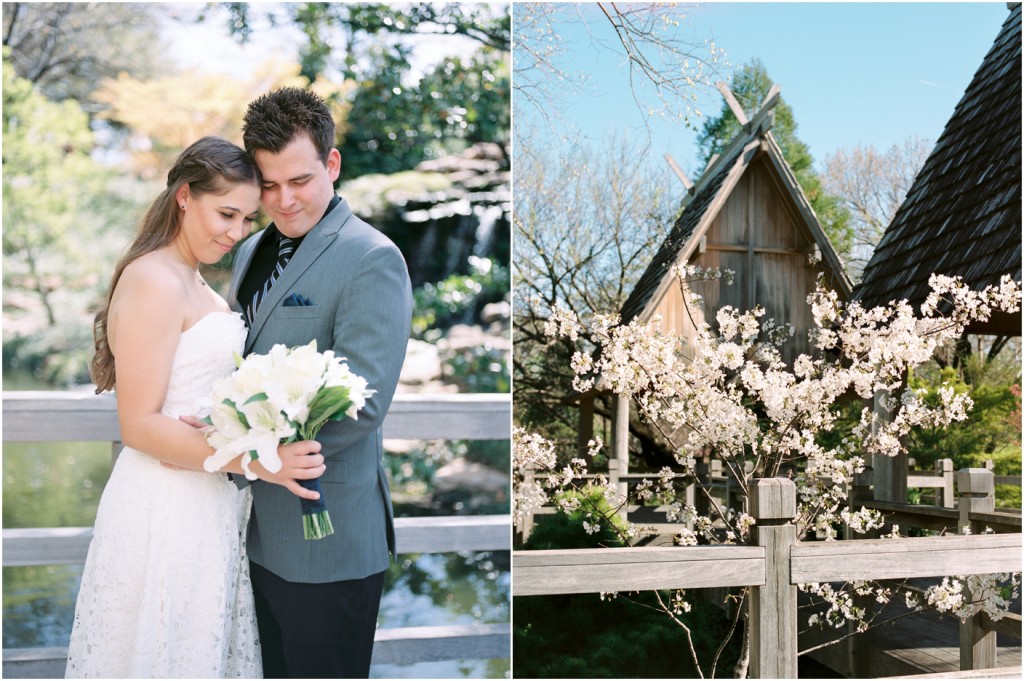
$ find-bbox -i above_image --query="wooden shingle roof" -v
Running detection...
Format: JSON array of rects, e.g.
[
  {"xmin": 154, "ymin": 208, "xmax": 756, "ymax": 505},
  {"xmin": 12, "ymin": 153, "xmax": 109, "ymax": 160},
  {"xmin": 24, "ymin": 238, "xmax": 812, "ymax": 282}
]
[
  {"xmin": 619, "ymin": 143, "xmax": 739, "ymax": 324},
  {"xmin": 855, "ymin": 4, "xmax": 1022, "ymax": 323}
]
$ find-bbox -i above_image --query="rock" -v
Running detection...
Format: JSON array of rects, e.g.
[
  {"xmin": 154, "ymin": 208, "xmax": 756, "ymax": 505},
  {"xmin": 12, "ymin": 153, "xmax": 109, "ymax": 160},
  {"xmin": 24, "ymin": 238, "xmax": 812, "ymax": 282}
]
[
  {"xmin": 400, "ymin": 339, "xmax": 442, "ymax": 385},
  {"xmin": 481, "ymin": 301, "xmax": 510, "ymax": 325},
  {"xmin": 438, "ymin": 324, "xmax": 511, "ymax": 353}
]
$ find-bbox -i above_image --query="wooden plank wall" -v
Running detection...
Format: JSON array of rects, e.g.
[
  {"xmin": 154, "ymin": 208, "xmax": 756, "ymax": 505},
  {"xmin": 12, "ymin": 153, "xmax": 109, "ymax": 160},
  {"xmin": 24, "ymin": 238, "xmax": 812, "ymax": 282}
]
[{"xmin": 646, "ymin": 157, "xmax": 839, "ymax": 364}]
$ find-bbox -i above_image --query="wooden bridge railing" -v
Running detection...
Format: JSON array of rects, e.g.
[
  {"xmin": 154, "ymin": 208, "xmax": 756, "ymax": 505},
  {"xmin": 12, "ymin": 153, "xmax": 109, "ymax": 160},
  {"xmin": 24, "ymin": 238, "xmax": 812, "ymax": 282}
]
[
  {"xmin": 513, "ymin": 474, "xmax": 1022, "ymax": 679},
  {"xmin": 518, "ymin": 455, "xmax": 1023, "ymax": 542},
  {"xmin": 2, "ymin": 390, "xmax": 512, "ymax": 678}
]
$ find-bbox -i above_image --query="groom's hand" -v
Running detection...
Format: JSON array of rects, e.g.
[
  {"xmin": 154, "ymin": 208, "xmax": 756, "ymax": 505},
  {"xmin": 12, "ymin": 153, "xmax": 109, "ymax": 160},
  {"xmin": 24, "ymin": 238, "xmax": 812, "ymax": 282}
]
[{"xmin": 252, "ymin": 440, "xmax": 326, "ymax": 501}]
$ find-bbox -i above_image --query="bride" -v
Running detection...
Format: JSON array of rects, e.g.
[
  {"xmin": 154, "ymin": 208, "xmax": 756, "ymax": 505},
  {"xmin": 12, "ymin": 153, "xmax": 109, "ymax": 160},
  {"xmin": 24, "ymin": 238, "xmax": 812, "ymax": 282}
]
[{"xmin": 66, "ymin": 137, "xmax": 325, "ymax": 678}]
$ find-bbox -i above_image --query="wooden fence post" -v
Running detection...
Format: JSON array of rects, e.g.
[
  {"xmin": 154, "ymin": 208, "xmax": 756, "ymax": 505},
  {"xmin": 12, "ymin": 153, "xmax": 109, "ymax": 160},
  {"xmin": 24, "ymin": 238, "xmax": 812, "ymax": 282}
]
[
  {"xmin": 519, "ymin": 463, "xmax": 536, "ymax": 541},
  {"xmin": 683, "ymin": 456, "xmax": 696, "ymax": 531},
  {"xmin": 937, "ymin": 458, "xmax": 954, "ymax": 508},
  {"xmin": 956, "ymin": 468, "xmax": 997, "ymax": 671},
  {"xmin": 846, "ymin": 463, "xmax": 874, "ymax": 677},
  {"xmin": 748, "ymin": 478, "xmax": 798, "ymax": 679},
  {"xmin": 608, "ymin": 458, "xmax": 627, "ymax": 524},
  {"xmin": 577, "ymin": 394, "xmax": 594, "ymax": 458},
  {"xmin": 612, "ymin": 395, "xmax": 630, "ymax": 523},
  {"xmin": 872, "ymin": 390, "xmax": 907, "ymax": 502}
]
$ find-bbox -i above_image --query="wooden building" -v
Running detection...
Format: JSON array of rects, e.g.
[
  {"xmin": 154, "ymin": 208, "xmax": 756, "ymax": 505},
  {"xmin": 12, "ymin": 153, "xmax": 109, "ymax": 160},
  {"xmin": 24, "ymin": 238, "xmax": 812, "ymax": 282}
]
[
  {"xmin": 856, "ymin": 4, "xmax": 1021, "ymax": 336},
  {"xmin": 853, "ymin": 3, "xmax": 1021, "ymax": 505},
  {"xmin": 579, "ymin": 85, "xmax": 853, "ymax": 466},
  {"xmin": 619, "ymin": 87, "xmax": 852, "ymax": 364}
]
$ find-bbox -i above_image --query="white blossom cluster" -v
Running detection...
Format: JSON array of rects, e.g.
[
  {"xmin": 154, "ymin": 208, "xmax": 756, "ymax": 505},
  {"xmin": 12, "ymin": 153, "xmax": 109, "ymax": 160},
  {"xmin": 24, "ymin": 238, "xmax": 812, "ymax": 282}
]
[
  {"xmin": 800, "ymin": 582, "xmax": 868, "ymax": 630},
  {"xmin": 512, "ymin": 428, "xmax": 558, "ymax": 524},
  {"xmin": 514, "ymin": 269, "xmax": 1022, "ymax": 631}
]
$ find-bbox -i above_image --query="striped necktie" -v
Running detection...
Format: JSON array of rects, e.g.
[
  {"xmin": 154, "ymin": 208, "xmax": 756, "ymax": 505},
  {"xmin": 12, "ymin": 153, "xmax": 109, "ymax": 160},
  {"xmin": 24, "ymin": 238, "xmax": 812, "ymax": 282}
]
[{"xmin": 246, "ymin": 236, "xmax": 295, "ymax": 326}]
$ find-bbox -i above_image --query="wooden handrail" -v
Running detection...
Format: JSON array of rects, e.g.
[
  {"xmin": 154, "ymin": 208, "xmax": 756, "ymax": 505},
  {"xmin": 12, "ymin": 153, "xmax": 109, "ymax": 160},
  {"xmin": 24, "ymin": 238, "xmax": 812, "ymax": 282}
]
[
  {"xmin": 1, "ymin": 391, "xmax": 512, "ymax": 442},
  {"xmin": 513, "ymin": 545, "xmax": 765, "ymax": 596},
  {"xmin": 3, "ymin": 515, "xmax": 511, "ymax": 567},
  {"xmin": 514, "ymin": 474, "xmax": 1022, "ymax": 677},
  {"xmin": 3, "ymin": 623, "xmax": 513, "ymax": 677}
]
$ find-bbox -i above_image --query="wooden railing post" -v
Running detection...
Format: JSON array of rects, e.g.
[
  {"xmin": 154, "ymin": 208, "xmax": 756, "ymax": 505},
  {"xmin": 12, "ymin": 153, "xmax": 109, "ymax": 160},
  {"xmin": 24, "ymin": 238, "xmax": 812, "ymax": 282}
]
[
  {"xmin": 956, "ymin": 468, "xmax": 997, "ymax": 671},
  {"xmin": 612, "ymin": 394, "xmax": 630, "ymax": 523},
  {"xmin": 748, "ymin": 478, "xmax": 798, "ymax": 679},
  {"xmin": 577, "ymin": 394, "xmax": 594, "ymax": 458},
  {"xmin": 872, "ymin": 389, "xmax": 907, "ymax": 502},
  {"xmin": 518, "ymin": 463, "xmax": 536, "ymax": 540},
  {"xmin": 683, "ymin": 456, "xmax": 696, "ymax": 531},
  {"xmin": 937, "ymin": 458, "xmax": 954, "ymax": 508}
]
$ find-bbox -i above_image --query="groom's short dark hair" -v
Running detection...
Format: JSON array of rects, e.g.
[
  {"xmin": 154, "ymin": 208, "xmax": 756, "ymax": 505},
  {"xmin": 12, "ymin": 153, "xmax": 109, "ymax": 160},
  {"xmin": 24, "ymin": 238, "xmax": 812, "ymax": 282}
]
[{"xmin": 242, "ymin": 87, "xmax": 336, "ymax": 164}]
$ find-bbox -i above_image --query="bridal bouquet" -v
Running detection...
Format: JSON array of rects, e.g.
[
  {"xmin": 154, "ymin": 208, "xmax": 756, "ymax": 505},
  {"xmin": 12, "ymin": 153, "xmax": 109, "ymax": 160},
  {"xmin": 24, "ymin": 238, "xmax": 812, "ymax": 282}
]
[{"xmin": 202, "ymin": 340, "xmax": 373, "ymax": 540}]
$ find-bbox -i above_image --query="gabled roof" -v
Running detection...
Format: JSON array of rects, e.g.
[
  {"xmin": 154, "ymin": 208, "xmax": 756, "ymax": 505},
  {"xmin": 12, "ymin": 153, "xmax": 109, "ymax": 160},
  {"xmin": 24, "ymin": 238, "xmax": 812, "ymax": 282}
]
[
  {"xmin": 620, "ymin": 93, "xmax": 852, "ymax": 325},
  {"xmin": 855, "ymin": 4, "xmax": 1022, "ymax": 317}
]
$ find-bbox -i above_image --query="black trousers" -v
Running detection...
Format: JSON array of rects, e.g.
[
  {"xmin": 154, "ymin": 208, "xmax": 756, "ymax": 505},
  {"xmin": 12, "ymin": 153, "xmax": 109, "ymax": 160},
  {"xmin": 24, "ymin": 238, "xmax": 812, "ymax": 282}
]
[{"xmin": 250, "ymin": 561, "xmax": 386, "ymax": 679}]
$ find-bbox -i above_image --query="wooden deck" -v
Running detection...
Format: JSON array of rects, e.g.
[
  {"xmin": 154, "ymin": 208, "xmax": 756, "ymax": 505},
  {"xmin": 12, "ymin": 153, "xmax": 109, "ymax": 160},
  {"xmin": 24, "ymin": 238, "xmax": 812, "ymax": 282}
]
[
  {"xmin": 867, "ymin": 582, "xmax": 1020, "ymax": 677},
  {"xmin": 800, "ymin": 579, "xmax": 1022, "ymax": 678}
]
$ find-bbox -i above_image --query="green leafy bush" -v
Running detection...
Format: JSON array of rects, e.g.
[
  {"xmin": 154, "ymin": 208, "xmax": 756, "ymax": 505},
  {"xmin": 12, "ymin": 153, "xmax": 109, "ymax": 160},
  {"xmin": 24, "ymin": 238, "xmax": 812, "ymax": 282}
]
[{"xmin": 412, "ymin": 256, "xmax": 509, "ymax": 338}]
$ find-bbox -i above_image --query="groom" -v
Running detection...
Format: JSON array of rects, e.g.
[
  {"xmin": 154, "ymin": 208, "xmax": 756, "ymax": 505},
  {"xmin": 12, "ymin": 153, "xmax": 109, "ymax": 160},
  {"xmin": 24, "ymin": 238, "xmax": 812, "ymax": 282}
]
[{"xmin": 229, "ymin": 87, "xmax": 412, "ymax": 678}]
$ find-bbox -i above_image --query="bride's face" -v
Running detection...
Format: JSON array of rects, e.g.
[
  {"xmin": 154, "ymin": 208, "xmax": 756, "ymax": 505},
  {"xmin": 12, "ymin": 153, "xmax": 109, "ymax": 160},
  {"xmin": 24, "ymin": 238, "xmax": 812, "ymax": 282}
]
[{"xmin": 178, "ymin": 181, "xmax": 260, "ymax": 265}]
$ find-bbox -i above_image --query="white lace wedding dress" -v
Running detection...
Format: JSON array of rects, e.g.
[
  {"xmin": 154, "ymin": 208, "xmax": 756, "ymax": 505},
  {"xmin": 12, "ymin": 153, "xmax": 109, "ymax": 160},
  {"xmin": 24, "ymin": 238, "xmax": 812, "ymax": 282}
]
[{"xmin": 66, "ymin": 312, "xmax": 262, "ymax": 678}]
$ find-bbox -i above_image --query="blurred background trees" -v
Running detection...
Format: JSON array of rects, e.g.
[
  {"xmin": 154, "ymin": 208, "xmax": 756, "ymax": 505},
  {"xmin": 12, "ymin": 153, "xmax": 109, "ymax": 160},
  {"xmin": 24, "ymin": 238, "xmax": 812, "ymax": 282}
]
[{"xmin": 2, "ymin": 1, "xmax": 510, "ymax": 389}]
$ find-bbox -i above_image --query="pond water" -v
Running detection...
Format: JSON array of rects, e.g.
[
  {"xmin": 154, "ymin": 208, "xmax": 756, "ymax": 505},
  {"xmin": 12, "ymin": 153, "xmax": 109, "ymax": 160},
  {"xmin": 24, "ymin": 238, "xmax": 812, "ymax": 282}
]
[{"xmin": 2, "ymin": 381, "xmax": 509, "ymax": 678}]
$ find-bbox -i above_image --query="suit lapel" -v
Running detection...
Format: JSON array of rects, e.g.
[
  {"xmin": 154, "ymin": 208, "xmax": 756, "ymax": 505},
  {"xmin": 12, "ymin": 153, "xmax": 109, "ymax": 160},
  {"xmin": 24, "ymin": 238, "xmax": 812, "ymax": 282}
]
[
  {"xmin": 228, "ymin": 228, "xmax": 272, "ymax": 312},
  {"xmin": 244, "ymin": 198, "xmax": 353, "ymax": 354}
]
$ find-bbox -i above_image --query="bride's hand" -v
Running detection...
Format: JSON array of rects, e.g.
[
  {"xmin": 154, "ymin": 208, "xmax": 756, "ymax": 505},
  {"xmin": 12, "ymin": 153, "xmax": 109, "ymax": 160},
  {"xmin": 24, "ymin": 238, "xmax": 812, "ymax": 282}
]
[{"xmin": 252, "ymin": 440, "xmax": 326, "ymax": 501}]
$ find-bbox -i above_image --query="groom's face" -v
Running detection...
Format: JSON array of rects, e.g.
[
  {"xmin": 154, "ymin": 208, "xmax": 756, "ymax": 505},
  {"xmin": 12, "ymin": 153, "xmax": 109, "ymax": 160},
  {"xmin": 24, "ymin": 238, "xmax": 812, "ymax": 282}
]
[{"xmin": 254, "ymin": 132, "xmax": 341, "ymax": 239}]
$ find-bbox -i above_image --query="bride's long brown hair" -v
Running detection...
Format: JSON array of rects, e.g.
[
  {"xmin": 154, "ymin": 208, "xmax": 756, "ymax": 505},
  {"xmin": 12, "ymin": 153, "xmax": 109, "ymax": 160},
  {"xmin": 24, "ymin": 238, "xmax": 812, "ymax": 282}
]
[{"xmin": 91, "ymin": 137, "xmax": 260, "ymax": 393}]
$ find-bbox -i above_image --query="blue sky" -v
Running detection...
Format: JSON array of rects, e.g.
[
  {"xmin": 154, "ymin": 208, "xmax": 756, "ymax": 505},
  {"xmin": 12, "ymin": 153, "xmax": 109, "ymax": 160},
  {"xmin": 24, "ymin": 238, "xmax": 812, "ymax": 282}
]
[{"xmin": 519, "ymin": 2, "xmax": 1011, "ymax": 177}]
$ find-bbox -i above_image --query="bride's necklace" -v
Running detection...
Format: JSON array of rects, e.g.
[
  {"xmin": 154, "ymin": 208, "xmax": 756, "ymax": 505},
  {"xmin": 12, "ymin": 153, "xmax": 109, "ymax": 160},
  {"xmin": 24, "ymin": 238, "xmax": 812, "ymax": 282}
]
[{"xmin": 172, "ymin": 246, "xmax": 207, "ymax": 287}]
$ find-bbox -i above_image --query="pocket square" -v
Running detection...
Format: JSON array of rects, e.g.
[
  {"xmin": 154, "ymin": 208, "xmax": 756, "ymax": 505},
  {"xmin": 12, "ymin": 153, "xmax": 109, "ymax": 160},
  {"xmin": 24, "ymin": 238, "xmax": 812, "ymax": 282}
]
[{"xmin": 282, "ymin": 292, "xmax": 313, "ymax": 307}]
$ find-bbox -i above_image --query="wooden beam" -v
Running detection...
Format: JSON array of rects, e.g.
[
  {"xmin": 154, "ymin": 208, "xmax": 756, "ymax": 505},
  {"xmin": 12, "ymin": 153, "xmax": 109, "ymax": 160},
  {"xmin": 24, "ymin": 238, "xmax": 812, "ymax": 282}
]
[
  {"xmin": 890, "ymin": 668, "xmax": 1024, "ymax": 679},
  {"xmin": 715, "ymin": 81, "xmax": 749, "ymax": 125},
  {"xmin": 663, "ymin": 153, "xmax": 693, "ymax": 190},
  {"xmin": 2, "ymin": 624, "xmax": 512, "ymax": 678},
  {"xmin": 756, "ymin": 84, "xmax": 782, "ymax": 119},
  {"xmin": 704, "ymin": 243, "xmax": 808, "ymax": 256},
  {"xmin": 791, "ymin": 533, "xmax": 1022, "ymax": 583},
  {"xmin": 512, "ymin": 545, "xmax": 765, "ymax": 596},
  {"xmin": 4, "ymin": 515, "xmax": 512, "ymax": 566},
  {"xmin": 371, "ymin": 623, "xmax": 510, "ymax": 664},
  {"xmin": 2, "ymin": 392, "xmax": 512, "ymax": 442}
]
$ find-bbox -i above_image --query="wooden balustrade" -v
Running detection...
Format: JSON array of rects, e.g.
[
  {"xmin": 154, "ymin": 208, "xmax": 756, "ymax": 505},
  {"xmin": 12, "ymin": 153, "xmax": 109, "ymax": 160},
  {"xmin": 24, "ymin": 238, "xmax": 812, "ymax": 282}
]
[
  {"xmin": 2, "ymin": 390, "xmax": 512, "ymax": 677},
  {"xmin": 513, "ymin": 469, "xmax": 1022, "ymax": 678}
]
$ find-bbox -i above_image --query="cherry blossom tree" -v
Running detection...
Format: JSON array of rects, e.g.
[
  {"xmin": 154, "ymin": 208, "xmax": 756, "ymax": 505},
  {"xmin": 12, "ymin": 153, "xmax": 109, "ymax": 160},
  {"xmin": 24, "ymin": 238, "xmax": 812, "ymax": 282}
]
[{"xmin": 514, "ymin": 267, "xmax": 1021, "ymax": 675}]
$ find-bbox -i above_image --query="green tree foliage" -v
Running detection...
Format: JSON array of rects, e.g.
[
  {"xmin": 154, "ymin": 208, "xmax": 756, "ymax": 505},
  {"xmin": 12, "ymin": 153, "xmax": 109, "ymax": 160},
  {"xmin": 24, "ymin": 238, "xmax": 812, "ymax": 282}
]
[
  {"xmin": 338, "ymin": 45, "xmax": 509, "ymax": 179},
  {"xmin": 209, "ymin": 3, "xmax": 510, "ymax": 179},
  {"xmin": 904, "ymin": 340, "xmax": 1022, "ymax": 508},
  {"xmin": 697, "ymin": 58, "xmax": 854, "ymax": 262},
  {"xmin": 2, "ymin": 52, "xmax": 137, "ymax": 384},
  {"xmin": 217, "ymin": 2, "xmax": 509, "ymax": 80}
]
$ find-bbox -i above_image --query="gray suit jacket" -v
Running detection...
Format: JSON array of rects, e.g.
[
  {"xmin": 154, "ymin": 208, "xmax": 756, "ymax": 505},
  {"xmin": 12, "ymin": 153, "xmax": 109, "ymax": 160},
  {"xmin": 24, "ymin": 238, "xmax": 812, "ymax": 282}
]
[{"xmin": 228, "ymin": 197, "xmax": 412, "ymax": 583}]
